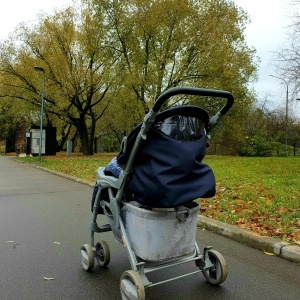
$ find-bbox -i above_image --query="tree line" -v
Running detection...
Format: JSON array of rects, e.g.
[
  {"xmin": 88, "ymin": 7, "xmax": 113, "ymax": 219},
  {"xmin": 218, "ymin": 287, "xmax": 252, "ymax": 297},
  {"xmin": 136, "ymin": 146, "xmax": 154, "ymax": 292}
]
[{"xmin": 0, "ymin": 0, "xmax": 298, "ymax": 156}]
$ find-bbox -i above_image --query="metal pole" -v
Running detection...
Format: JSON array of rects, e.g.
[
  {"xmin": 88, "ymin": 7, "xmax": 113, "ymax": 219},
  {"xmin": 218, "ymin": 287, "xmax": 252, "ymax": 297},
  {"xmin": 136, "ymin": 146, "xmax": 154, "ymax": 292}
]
[
  {"xmin": 285, "ymin": 83, "xmax": 288, "ymax": 155},
  {"xmin": 34, "ymin": 66, "xmax": 45, "ymax": 161},
  {"xmin": 269, "ymin": 75, "xmax": 289, "ymax": 156},
  {"xmin": 295, "ymin": 99, "xmax": 300, "ymax": 156}
]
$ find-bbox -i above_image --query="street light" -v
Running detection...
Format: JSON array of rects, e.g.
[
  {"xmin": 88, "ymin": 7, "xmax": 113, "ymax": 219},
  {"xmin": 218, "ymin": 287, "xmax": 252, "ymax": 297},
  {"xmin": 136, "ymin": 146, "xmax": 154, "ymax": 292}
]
[
  {"xmin": 269, "ymin": 75, "xmax": 289, "ymax": 155},
  {"xmin": 294, "ymin": 99, "xmax": 300, "ymax": 156},
  {"xmin": 34, "ymin": 66, "xmax": 45, "ymax": 161}
]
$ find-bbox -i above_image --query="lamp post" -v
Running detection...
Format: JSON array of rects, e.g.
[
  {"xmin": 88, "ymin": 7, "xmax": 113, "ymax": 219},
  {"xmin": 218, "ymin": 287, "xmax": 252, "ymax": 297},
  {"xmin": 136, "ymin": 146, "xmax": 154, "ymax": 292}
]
[
  {"xmin": 34, "ymin": 66, "xmax": 45, "ymax": 161},
  {"xmin": 269, "ymin": 75, "xmax": 289, "ymax": 155},
  {"xmin": 294, "ymin": 99, "xmax": 300, "ymax": 156}
]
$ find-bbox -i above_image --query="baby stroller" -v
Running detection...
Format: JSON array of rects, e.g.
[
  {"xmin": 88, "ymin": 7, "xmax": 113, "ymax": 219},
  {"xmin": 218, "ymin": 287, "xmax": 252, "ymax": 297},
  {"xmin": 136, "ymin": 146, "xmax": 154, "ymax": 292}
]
[{"xmin": 81, "ymin": 87, "xmax": 234, "ymax": 299}]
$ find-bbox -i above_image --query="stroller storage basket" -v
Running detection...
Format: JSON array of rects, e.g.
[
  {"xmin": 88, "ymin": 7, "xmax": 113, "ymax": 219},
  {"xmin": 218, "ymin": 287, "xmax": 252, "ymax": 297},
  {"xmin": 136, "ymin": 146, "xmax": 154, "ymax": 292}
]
[{"xmin": 121, "ymin": 201, "xmax": 200, "ymax": 261}]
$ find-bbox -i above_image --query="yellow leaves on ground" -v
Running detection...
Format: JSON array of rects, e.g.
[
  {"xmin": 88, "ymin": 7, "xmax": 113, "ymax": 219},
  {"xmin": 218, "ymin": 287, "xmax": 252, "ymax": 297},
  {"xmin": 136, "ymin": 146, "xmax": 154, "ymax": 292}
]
[
  {"xmin": 200, "ymin": 156, "xmax": 300, "ymax": 244},
  {"xmin": 263, "ymin": 251, "xmax": 275, "ymax": 256},
  {"xmin": 265, "ymin": 197, "xmax": 273, "ymax": 206}
]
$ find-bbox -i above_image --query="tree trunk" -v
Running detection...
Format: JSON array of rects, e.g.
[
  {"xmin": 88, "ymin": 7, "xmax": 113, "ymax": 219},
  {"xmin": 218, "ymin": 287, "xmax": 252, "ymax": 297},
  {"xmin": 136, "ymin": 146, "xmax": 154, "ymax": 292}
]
[
  {"xmin": 94, "ymin": 137, "xmax": 98, "ymax": 153},
  {"xmin": 75, "ymin": 118, "xmax": 93, "ymax": 155},
  {"xmin": 59, "ymin": 124, "xmax": 72, "ymax": 151},
  {"xmin": 89, "ymin": 115, "xmax": 96, "ymax": 155}
]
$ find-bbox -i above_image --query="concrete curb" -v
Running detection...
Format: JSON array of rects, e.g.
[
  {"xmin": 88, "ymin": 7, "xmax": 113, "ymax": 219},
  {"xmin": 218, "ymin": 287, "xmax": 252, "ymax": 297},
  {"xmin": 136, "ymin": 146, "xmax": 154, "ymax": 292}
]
[
  {"xmin": 33, "ymin": 165, "xmax": 95, "ymax": 187},
  {"xmin": 18, "ymin": 159, "xmax": 300, "ymax": 264},
  {"xmin": 198, "ymin": 215, "xmax": 300, "ymax": 264}
]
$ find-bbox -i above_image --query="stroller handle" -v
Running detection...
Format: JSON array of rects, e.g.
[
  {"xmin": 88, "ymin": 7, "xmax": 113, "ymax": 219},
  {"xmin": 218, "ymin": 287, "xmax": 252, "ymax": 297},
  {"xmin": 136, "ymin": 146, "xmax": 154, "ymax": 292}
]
[{"xmin": 153, "ymin": 86, "xmax": 234, "ymax": 115}]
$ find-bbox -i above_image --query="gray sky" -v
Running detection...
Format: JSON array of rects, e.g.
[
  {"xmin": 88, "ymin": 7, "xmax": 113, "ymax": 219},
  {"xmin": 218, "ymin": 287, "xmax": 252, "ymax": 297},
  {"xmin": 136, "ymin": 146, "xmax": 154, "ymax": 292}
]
[
  {"xmin": 0, "ymin": 0, "xmax": 298, "ymax": 116},
  {"xmin": 0, "ymin": 0, "xmax": 73, "ymax": 39},
  {"xmin": 235, "ymin": 0, "xmax": 300, "ymax": 117}
]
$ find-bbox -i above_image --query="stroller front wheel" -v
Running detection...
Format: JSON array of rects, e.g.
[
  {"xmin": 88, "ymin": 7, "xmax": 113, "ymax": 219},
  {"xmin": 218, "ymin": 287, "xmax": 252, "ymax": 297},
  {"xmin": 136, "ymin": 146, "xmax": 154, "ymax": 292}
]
[
  {"xmin": 120, "ymin": 270, "xmax": 145, "ymax": 300},
  {"xmin": 80, "ymin": 244, "xmax": 95, "ymax": 271},
  {"xmin": 202, "ymin": 249, "xmax": 228, "ymax": 285},
  {"xmin": 95, "ymin": 241, "xmax": 110, "ymax": 267}
]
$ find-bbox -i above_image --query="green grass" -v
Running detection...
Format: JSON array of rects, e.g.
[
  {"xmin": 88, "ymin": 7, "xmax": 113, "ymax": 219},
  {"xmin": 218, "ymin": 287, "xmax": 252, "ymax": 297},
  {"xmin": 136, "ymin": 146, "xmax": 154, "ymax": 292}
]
[
  {"xmin": 202, "ymin": 156, "xmax": 300, "ymax": 243},
  {"xmin": 17, "ymin": 152, "xmax": 115, "ymax": 182},
  {"xmin": 17, "ymin": 153, "xmax": 300, "ymax": 243}
]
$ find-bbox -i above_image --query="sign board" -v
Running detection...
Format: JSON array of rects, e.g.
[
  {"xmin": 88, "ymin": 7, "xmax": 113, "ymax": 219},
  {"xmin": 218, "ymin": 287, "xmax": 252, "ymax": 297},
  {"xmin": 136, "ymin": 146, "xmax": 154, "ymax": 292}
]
[{"xmin": 30, "ymin": 129, "xmax": 46, "ymax": 154}]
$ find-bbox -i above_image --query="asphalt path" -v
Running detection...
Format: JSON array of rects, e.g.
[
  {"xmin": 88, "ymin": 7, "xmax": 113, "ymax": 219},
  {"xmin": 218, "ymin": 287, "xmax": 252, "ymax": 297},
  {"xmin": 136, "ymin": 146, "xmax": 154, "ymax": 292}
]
[{"xmin": 0, "ymin": 156, "xmax": 299, "ymax": 300}]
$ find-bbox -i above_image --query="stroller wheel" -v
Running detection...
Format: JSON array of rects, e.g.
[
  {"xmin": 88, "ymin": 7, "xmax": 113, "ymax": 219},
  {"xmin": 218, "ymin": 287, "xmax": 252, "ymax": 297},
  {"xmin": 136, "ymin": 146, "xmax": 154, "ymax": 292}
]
[
  {"xmin": 120, "ymin": 270, "xmax": 145, "ymax": 300},
  {"xmin": 95, "ymin": 241, "xmax": 110, "ymax": 267},
  {"xmin": 202, "ymin": 249, "xmax": 228, "ymax": 285},
  {"xmin": 80, "ymin": 244, "xmax": 94, "ymax": 271}
]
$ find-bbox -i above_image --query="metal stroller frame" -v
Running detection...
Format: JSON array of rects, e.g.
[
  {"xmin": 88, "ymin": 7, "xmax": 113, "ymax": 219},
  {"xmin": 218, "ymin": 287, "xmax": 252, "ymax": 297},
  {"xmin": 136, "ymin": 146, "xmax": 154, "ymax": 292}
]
[{"xmin": 81, "ymin": 87, "xmax": 234, "ymax": 300}]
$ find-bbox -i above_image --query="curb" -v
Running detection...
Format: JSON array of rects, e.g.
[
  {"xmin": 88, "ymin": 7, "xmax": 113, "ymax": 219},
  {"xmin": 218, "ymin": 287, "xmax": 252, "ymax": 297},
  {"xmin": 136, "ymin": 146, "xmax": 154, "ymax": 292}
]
[
  {"xmin": 33, "ymin": 165, "xmax": 95, "ymax": 187},
  {"xmin": 19, "ymin": 159, "xmax": 300, "ymax": 264},
  {"xmin": 198, "ymin": 215, "xmax": 300, "ymax": 264}
]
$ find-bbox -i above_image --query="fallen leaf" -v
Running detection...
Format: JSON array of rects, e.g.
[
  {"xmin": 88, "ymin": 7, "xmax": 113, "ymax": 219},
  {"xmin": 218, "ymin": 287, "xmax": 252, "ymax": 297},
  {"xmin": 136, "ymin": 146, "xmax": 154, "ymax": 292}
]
[
  {"xmin": 292, "ymin": 239, "xmax": 300, "ymax": 245},
  {"xmin": 122, "ymin": 235, "xmax": 126, "ymax": 247},
  {"xmin": 263, "ymin": 251, "xmax": 275, "ymax": 256},
  {"xmin": 43, "ymin": 277, "xmax": 54, "ymax": 280},
  {"xmin": 13, "ymin": 243, "xmax": 21, "ymax": 250},
  {"xmin": 265, "ymin": 198, "xmax": 272, "ymax": 206}
]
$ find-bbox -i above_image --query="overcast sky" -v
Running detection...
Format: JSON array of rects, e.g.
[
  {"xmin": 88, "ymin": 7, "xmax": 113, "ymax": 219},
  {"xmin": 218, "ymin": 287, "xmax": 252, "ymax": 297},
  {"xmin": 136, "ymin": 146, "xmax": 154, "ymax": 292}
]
[
  {"xmin": 0, "ymin": 0, "xmax": 73, "ymax": 39},
  {"xmin": 0, "ymin": 0, "xmax": 298, "ymax": 115},
  {"xmin": 234, "ymin": 0, "xmax": 300, "ymax": 116}
]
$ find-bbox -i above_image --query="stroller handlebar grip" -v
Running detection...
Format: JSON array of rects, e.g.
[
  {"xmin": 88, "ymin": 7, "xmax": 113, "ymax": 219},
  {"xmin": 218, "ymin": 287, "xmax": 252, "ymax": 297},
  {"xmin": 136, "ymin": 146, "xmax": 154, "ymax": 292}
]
[{"xmin": 153, "ymin": 86, "xmax": 234, "ymax": 115}]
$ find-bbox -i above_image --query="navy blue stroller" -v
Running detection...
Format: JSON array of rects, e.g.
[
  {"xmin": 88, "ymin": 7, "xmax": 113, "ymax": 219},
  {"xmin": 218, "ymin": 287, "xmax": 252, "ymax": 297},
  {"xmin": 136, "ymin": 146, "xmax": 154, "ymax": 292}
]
[{"xmin": 81, "ymin": 87, "xmax": 234, "ymax": 299}]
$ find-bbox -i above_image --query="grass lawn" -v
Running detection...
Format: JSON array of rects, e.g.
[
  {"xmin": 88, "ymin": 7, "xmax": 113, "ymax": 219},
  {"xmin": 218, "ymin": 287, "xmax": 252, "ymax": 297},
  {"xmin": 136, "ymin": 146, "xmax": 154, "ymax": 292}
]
[
  {"xmin": 203, "ymin": 156, "xmax": 300, "ymax": 244},
  {"xmin": 16, "ymin": 153, "xmax": 300, "ymax": 244}
]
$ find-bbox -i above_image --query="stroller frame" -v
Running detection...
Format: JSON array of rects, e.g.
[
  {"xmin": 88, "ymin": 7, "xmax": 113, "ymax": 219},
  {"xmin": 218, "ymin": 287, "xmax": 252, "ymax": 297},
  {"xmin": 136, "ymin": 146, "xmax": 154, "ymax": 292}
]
[{"xmin": 81, "ymin": 87, "xmax": 234, "ymax": 299}]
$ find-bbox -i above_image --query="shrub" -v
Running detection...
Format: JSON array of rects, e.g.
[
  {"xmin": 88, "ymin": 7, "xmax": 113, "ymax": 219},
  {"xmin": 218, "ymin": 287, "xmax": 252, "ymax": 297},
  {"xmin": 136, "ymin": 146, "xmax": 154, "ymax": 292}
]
[{"xmin": 240, "ymin": 130, "xmax": 276, "ymax": 157}]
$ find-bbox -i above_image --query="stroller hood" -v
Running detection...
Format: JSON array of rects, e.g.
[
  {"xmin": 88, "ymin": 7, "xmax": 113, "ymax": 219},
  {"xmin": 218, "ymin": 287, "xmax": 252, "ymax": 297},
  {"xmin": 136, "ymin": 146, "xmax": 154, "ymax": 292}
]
[{"xmin": 117, "ymin": 105, "xmax": 210, "ymax": 165}]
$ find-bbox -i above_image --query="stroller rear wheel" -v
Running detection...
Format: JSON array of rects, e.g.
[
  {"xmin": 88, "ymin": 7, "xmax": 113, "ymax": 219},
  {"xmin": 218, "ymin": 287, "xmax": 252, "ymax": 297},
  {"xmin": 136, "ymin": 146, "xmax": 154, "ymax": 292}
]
[
  {"xmin": 80, "ymin": 244, "xmax": 94, "ymax": 271},
  {"xmin": 95, "ymin": 241, "xmax": 110, "ymax": 267},
  {"xmin": 202, "ymin": 249, "xmax": 228, "ymax": 285},
  {"xmin": 120, "ymin": 270, "xmax": 145, "ymax": 300}
]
